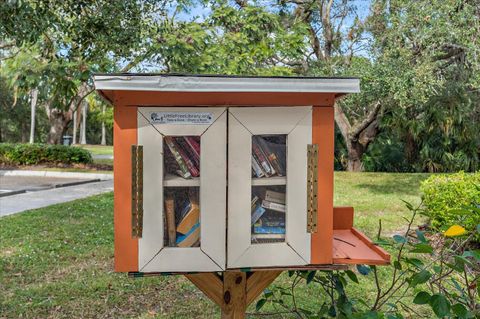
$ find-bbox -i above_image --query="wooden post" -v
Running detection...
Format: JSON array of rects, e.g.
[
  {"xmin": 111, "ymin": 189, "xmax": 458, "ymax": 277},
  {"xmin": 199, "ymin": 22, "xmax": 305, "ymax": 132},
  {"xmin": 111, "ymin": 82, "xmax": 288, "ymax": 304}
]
[
  {"xmin": 185, "ymin": 270, "xmax": 282, "ymax": 319},
  {"xmin": 222, "ymin": 272, "xmax": 247, "ymax": 318}
]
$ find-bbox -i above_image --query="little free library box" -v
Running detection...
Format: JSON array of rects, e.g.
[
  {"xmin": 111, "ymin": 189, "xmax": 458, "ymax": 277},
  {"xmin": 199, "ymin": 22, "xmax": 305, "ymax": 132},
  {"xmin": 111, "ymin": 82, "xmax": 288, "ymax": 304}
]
[{"xmin": 94, "ymin": 73, "xmax": 390, "ymax": 316}]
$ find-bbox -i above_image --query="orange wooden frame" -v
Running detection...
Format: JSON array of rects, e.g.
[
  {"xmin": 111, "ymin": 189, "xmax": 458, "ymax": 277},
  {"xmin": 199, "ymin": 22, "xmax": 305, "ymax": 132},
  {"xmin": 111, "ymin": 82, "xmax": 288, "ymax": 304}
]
[{"xmin": 112, "ymin": 91, "xmax": 336, "ymax": 272}]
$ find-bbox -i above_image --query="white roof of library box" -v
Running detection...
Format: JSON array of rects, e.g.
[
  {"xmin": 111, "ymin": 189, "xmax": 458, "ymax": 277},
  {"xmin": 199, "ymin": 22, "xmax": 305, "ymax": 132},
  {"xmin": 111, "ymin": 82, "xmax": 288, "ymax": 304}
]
[{"xmin": 93, "ymin": 73, "xmax": 360, "ymax": 94}]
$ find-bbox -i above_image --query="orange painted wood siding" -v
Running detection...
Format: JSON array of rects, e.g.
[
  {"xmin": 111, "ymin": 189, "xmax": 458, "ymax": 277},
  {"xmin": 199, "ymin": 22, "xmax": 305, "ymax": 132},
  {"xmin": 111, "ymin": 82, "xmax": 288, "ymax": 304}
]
[
  {"xmin": 113, "ymin": 104, "xmax": 138, "ymax": 272},
  {"xmin": 311, "ymin": 106, "xmax": 334, "ymax": 264}
]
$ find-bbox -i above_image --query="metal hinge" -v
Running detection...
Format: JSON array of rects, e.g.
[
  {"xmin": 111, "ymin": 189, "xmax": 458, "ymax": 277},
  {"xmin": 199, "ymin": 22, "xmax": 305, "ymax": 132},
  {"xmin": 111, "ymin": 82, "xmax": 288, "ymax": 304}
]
[
  {"xmin": 307, "ymin": 144, "xmax": 318, "ymax": 233},
  {"xmin": 132, "ymin": 145, "xmax": 143, "ymax": 238}
]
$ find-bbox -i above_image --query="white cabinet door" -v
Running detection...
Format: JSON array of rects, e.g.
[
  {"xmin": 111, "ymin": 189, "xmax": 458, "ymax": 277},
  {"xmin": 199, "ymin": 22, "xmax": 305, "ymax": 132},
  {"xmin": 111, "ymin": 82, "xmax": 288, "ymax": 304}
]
[
  {"xmin": 228, "ymin": 106, "xmax": 312, "ymax": 268},
  {"xmin": 137, "ymin": 107, "xmax": 227, "ymax": 272}
]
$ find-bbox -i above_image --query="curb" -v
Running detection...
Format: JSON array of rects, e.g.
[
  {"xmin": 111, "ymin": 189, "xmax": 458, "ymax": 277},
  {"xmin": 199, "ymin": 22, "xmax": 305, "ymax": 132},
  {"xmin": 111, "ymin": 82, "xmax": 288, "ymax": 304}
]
[{"xmin": 0, "ymin": 170, "xmax": 113, "ymax": 180}]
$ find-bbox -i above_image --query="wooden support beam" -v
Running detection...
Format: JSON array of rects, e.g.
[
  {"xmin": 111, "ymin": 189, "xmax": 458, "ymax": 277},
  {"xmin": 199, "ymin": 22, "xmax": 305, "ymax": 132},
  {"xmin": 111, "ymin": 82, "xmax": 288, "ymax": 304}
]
[
  {"xmin": 246, "ymin": 271, "xmax": 282, "ymax": 306},
  {"xmin": 186, "ymin": 270, "xmax": 282, "ymax": 318},
  {"xmin": 185, "ymin": 273, "xmax": 224, "ymax": 307},
  {"xmin": 221, "ymin": 271, "xmax": 247, "ymax": 319}
]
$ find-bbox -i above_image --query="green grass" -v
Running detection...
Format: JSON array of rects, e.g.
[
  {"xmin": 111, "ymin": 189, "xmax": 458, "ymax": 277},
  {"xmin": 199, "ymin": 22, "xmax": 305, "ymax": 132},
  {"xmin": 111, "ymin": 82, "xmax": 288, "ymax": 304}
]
[
  {"xmin": 0, "ymin": 172, "xmax": 431, "ymax": 318},
  {"xmin": 77, "ymin": 144, "xmax": 113, "ymax": 156}
]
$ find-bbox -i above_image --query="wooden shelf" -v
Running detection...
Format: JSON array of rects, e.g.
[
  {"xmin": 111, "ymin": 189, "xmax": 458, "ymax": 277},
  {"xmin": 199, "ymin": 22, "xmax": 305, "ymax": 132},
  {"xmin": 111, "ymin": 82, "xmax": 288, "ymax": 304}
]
[
  {"xmin": 251, "ymin": 176, "xmax": 286, "ymax": 186},
  {"xmin": 164, "ymin": 174, "xmax": 200, "ymax": 187}
]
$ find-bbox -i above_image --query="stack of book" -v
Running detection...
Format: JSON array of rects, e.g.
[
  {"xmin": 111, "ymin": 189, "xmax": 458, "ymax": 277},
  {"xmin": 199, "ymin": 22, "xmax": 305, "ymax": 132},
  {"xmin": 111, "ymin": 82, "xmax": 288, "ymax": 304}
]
[
  {"xmin": 251, "ymin": 189, "xmax": 286, "ymax": 243},
  {"xmin": 251, "ymin": 135, "xmax": 287, "ymax": 178},
  {"xmin": 164, "ymin": 189, "xmax": 200, "ymax": 248},
  {"xmin": 164, "ymin": 136, "xmax": 201, "ymax": 179}
]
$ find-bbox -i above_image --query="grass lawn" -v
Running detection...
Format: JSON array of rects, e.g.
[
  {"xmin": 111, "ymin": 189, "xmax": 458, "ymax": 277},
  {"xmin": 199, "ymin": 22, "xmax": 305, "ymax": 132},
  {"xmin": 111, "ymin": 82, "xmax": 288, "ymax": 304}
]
[
  {"xmin": 76, "ymin": 144, "xmax": 114, "ymax": 167},
  {"xmin": 77, "ymin": 144, "xmax": 113, "ymax": 156},
  {"xmin": 0, "ymin": 172, "xmax": 431, "ymax": 318}
]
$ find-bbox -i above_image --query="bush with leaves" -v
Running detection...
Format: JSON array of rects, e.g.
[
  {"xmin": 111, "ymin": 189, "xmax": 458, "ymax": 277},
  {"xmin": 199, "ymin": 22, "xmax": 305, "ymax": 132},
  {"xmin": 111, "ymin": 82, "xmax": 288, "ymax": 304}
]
[
  {"xmin": 0, "ymin": 143, "xmax": 92, "ymax": 165},
  {"xmin": 255, "ymin": 201, "xmax": 479, "ymax": 318},
  {"xmin": 421, "ymin": 172, "xmax": 480, "ymax": 240}
]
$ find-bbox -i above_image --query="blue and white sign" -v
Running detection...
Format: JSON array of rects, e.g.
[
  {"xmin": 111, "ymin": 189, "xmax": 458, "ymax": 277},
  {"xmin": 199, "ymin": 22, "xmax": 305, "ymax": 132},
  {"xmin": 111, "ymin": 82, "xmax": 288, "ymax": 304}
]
[{"xmin": 149, "ymin": 112, "xmax": 214, "ymax": 125}]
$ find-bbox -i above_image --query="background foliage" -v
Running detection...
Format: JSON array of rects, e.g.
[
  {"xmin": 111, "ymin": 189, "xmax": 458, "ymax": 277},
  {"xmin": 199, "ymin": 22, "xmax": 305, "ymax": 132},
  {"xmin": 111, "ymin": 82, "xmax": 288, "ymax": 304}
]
[
  {"xmin": 421, "ymin": 171, "xmax": 480, "ymax": 238},
  {"xmin": 0, "ymin": 0, "xmax": 479, "ymax": 171}
]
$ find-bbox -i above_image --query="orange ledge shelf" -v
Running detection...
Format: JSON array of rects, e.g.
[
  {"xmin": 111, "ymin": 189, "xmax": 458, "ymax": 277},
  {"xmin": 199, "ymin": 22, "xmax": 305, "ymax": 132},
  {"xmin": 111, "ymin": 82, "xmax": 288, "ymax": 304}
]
[{"xmin": 332, "ymin": 207, "xmax": 390, "ymax": 265}]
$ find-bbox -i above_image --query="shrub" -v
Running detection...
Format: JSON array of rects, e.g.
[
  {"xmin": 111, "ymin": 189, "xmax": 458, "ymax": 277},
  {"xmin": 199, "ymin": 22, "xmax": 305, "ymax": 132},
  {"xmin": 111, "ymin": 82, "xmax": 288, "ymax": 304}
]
[
  {"xmin": 420, "ymin": 171, "xmax": 480, "ymax": 236},
  {"xmin": 0, "ymin": 143, "xmax": 93, "ymax": 165}
]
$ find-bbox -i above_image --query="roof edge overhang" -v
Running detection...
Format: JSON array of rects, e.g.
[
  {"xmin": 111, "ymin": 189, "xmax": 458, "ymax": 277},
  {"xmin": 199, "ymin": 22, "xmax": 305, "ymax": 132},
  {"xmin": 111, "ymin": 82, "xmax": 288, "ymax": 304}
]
[{"xmin": 94, "ymin": 73, "xmax": 360, "ymax": 95}]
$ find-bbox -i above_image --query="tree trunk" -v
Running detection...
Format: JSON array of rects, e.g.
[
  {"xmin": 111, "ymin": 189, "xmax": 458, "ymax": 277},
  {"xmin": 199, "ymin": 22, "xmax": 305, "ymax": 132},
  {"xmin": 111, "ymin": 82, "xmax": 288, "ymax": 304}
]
[
  {"xmin": 72, "ymin": 110, "xmax": 77, "ymax": 144},
  {"xmin": 80, "ymin": 100, "xmax": 87, "ymax": 145},
  {"xmin": 334, "ymin": 102, "xmax": 382, "ymax": 172},
  {"xmin": 29, "ymin": 89, "xmax": 38, "ymax": 144},
  {"xmin": 101, "ymin": 103, "xmax": 106, "ymax": 145},
  {"xmin": 47, "ymin": 109, "xmax": 68, "ymax": 144},
  {"xmin": 346, "ymin": 141, "xmax": 365, "ymax": 171}
]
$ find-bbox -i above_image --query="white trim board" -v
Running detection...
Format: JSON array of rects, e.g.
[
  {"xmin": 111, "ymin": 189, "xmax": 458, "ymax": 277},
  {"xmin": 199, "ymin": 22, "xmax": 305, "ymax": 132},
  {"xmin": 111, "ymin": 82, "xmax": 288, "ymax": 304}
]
[
  {"xmin": 137, "ymin": 107, "xmax": 227, "ymax": 272},
  {"xmin": 94, "ymin": 74, "xmax": 360, "ymax": 94},
  {"xmin": 227, "ymin": 106, "xmax": 312, "ymax": 268}
]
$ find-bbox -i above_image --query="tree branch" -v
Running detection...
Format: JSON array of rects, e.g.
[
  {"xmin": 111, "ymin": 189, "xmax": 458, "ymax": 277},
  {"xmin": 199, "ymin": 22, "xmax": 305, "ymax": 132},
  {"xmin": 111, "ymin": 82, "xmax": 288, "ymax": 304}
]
[
  {"xmin": 351, "ymin": 101, "xmax": 381, "ymax": 138},
  {"xmin": 334, "ymin": 102, "xmax": 352, "ymax": 142}
]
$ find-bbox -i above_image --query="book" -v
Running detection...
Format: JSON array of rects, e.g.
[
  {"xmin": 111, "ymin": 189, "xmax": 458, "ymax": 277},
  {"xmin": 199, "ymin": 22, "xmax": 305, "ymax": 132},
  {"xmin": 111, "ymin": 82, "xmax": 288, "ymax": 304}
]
[
  {"xmin": 251, "ymin": 196, "xmax": 259, "ymax": 210},
  {"xmin": 263, "ymin": 190, "xmax": 286, "ymax": 204},
  {"xmin": 251, "ymin": 205, "xmax": 266, "ymax": 226},
  {"xmin": 176, "ymin": 222, "xmax": 200, "ymax": 247},
  {"xmin": 251, "ymin": 157, "xmax": 265, "ymax": 178},
  {"xmin": 184, "ymin": 136, "xmax": 200, "ymax": 159},
  {"xmin": 257, "ymin": 137, "xmax": 285, "ymax": 176},
  {"xmin": 164, "ymin": 136, "xmax": 191, "ymax": 179},
  {"xmin": 262, "ymin": 199, "xmax": 286, "ymax": 213},
  {"xmin": 253, "ymin": 225, "xmax": 286, "ymax": 234},
  {"xmin": 176, "ymin": 137, "xmax": 200, "ymax": 170},
  {"xmin": 176, "ymin": 198, "xmax": 200, "ymax": 234},
  {"xmin": 177, "ymin": 189, "xmax": 200, "ymax": 234},
  {"xmin": 173, "ymin": 138, "xmax": 200, "ymax": 177},
  {"xmin": 252, "ymin": 137, "xmax": 275, "ymax": 176},
  {"xmin": 164, "ymin": 194, "xmax": 176, "ymax": 247}
]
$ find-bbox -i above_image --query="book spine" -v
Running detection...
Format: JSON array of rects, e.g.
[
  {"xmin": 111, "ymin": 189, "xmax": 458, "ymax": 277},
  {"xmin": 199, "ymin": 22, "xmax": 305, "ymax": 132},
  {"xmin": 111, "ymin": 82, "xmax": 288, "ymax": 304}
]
[
  {"xmin": 164, "ymin": 136, "xmax": 191, "ymax": 179},
  {"xmin": 262, "ymin": 200, "xmax": 286, "ymax": 213},
  {"xmin": 177, "ymin": 137, "xmax": 200, "ymax": 169},
  {"xmin": 251, "ymin": 157, "xmax": 265, "ymax": 177},
  {"xmin": 251, "ymin": 205, "xmax": 266, "ymax": 225},
  {"xmin": 255, "ymin": 136, "xmax": 277, "ymax": 176},
  {"xmin": 164, "ymin": 195, "xmax": 176, "ymax": 247},
  {"xmin": 264, "ymin": 190, "xmax": 286, "ymax": 204},
  {"xmin": 257, "ymin": 137, "xmax": 283, "ymax": 176},
  {"xmin": 252, "ymin": 137, "xmax": 274, "ymax": 176},
  {"xmin": 253, "ymin": 226, "xmax": 286, "ymax": 234},
  {"xmin": 173, "ymin": 138, "xmax": 200, "ymax": 177},
  {"xmin": 184, "ymin": 136, "xmax": 201, "ymax": 159}
]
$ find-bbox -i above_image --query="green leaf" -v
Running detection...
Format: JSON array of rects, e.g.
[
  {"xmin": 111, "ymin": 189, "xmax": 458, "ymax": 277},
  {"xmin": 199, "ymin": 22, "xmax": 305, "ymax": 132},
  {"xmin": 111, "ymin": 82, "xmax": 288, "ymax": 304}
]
[
  {"xmin": 409, "ymin": 270, "xmax": 431, "ymax": 287},
  {"xmin": 263, "ymin": 289, "xmax": 273, "ymax": 298},
  {"xmin": 451, "ymin": 303, "xmax": 468, "ymax": 319},
  {"xmin": 462, "ymin": 250, "xmax": 480, "ymax": 261},
  {"xmin": 429, "ymin": 294, "xmax": 451, "ymax": 318},
  {"xmin": 255, "ymin": 298, "xmax": 267, "ymax": 311},
  {"xmin": 413, "ymin": 291, "xmax": 431, "ymax": 305},
  {"xmin": 415, "ymin": 230, "xmax": 427, "ymax": 243},
  {"xmin": 405, "ymin": 258, "xmax": 425, "ymax": 269},
  {"xmin": 394, "ymin": 261, "xmax": 402, "ymax": 270},
  {"xmin": 306, "ymin": 271, "xmax": 316, "ymax": 284},
  {"xmin": 356, "ymin": 264, "xmax": 371, "ymax": 275},
  {"xmin": 393, "ymin": 234, "xmax": 407, "ymax": 244},
  {"xmin": 410, "ymin": 243, "xmax": 433, "ymax": 254},
  {"xmin": 345, "ymin": 270, "xmax": 359, "ymax": 283}
]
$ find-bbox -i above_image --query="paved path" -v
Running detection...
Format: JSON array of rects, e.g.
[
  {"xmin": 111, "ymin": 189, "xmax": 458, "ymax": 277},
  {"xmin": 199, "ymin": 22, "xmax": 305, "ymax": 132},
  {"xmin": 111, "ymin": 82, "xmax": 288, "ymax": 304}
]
[{"xmin": 0, "ymin": 180, "xmax": 113, "ymax": 217}]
